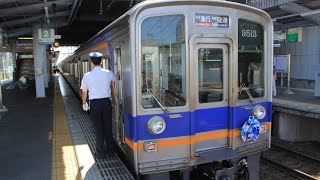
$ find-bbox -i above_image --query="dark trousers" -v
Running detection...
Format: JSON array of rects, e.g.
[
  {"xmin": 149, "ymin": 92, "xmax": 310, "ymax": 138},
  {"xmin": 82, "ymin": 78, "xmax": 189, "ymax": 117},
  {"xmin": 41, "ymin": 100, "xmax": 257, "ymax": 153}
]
[{"xmin": 89, "ymin": 98, "xmax": 114, "ymax": 154}]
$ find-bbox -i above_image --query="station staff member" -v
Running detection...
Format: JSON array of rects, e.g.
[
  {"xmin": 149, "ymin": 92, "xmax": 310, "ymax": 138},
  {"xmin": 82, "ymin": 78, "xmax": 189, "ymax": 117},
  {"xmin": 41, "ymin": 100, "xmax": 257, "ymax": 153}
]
[
  {"xmin": 273, "ymin": 65, "xmax": 277, "ymax": 96},
  {"xmin": 81, "ymin": 52, "xmax": 118, "ymax": 158}
]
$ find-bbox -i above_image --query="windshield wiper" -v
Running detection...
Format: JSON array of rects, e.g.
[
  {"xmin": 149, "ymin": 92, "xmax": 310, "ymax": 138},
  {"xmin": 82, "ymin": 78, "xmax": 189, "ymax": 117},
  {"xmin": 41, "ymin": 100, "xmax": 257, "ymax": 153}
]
[
  {"xmin": 147, "ymin": 88, "xmax": 169, "ymax": 113},
  {"xmin": 240, "ymin": 83, "xmax": 255, "ymax": 104}
]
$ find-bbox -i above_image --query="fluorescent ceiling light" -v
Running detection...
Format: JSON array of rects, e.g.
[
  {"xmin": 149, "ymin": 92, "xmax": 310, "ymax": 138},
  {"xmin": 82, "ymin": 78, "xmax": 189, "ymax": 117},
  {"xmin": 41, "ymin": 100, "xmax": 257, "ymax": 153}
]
[{"xmin": 18, "ymin": 37, "xmax": 33, "ymax": 40}]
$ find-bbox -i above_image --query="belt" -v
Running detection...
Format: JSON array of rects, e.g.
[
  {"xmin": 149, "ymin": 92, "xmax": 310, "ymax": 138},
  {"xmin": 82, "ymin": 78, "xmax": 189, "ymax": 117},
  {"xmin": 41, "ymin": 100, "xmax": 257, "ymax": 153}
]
[{"xmin": 90, "ymin": 97, "xmax": 110, "ymax": 101}]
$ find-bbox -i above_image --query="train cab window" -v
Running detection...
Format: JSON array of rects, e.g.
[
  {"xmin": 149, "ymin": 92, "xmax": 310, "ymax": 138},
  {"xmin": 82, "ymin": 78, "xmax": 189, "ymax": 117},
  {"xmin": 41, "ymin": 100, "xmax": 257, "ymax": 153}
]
[
  {"xmin": 198, "ymin": 48, "xmax": 223, "ymax": 103},
  {"xmin": 238, "ymin": 19, "xmax": 264, "ymax": 100},
  {"xmin": 140, "ymin": 15, "xmax": 186, "ymax": 109}
]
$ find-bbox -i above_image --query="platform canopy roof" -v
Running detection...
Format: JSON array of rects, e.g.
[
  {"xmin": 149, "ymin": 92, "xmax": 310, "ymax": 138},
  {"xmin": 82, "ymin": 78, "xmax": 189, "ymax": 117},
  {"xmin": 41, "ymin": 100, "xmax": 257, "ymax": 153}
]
[
  {"xmin": 0, "ymin": 0, "xmax": 135, "ymax": 45},
  {"xmin": 248, "ymin": 0, "xmax": 320, "ymax": 30},
  {"xmin": 0, "ymin": 0, "xmax": 320, "ymax": 45}
]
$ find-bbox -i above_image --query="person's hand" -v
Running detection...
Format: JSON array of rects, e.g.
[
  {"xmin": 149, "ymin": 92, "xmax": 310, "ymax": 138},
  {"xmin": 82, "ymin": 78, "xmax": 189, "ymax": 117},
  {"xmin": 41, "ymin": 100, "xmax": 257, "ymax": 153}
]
[{"xmin": 82, "ymin": 102, "xmax": 89, "ymax": 111}]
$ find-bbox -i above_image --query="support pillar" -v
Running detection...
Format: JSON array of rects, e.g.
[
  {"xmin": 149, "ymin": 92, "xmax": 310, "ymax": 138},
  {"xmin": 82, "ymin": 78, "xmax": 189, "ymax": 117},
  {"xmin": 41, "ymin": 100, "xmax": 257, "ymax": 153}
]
[
  {"xmin": 47, "ymin": 49, "xmax": 51, "ymax": 84},
  {"xmin": 33, "ymin": 25, "xmax": 46, "ymax": 98},
  {"xmin": 43, "ymin": 48, "xmax": 48, "ymax": 88},
  {"xmin": 9, "ymin": 39, "xmax": 17, "ymax": 81}
]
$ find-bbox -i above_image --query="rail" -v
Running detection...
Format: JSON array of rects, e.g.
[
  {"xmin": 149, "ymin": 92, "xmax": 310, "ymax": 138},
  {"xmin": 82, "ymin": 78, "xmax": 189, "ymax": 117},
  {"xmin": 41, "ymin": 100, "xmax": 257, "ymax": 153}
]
[
  {"xmin": 261, "ymin": 143, "xmax": 320, "ymax": 180},
  {"xmin": 260, "ymin": 157, "xmax": 317, "ymax": 180},
  {"xmin": 272, "ymin": 143, "xmax": 320, "ymax": 164}
]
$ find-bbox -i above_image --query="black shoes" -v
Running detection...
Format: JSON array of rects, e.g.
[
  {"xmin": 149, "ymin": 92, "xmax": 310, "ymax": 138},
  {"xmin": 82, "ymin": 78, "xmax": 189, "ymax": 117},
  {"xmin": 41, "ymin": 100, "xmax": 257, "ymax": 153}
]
[
  {"xmin": 106, "ymin": 152, "xmax": 116, "ymax": 157},
  {"xmin": 94, "ymin": 149, "xmax": 116, "ymax": 158}
]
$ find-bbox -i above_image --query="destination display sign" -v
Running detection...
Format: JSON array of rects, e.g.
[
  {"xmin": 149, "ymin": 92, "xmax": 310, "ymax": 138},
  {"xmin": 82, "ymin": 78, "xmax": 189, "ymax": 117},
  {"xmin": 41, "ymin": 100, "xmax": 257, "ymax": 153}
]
[{"xmin": 195, "ymin": 13, "xmax": 229, "ymax": 28}]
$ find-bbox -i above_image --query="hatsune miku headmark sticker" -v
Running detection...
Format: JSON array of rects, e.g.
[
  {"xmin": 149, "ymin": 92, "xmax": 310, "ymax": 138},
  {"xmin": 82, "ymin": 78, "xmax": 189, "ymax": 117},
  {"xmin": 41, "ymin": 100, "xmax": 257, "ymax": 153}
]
[{"xmin": 241, "ymin": 116, "xmax": 260, "ymax": 143}]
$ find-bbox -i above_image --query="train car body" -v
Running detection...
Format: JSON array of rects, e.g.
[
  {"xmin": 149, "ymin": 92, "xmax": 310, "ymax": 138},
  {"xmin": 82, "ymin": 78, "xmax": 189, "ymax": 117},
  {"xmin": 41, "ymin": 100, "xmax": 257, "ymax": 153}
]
[{"xmin": 61, "ymin": 0, "xmax": 273, "ymax": 179}]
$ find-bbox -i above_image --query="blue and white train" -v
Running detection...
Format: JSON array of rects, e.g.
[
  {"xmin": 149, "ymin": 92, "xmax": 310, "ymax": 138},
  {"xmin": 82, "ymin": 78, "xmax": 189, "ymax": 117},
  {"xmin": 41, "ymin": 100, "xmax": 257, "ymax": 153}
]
[{"xmin": 61, "ymin": 0, "xmax": 273, "ymax": 179}]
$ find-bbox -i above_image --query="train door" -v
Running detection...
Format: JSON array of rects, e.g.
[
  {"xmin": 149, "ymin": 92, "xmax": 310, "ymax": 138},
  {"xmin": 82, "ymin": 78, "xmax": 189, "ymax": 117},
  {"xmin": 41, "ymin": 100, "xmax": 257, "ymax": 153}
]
[
  {"xmin": 112, "ymin": 48, "xmax": 125, "ymax": 145},
  {"xmin": 191, "ymin": 39, "xmax": 230, "ymax": 156}
]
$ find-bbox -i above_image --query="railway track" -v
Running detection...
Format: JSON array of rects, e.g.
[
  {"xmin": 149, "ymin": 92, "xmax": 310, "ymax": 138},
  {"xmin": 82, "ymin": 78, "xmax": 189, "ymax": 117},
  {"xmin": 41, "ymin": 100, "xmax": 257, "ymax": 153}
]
[
  {"xmin": 261, "ymin": 143, "xmax": 320, "ymax": 180},
  {"xmin": 261, "ymin": 157, "xmax": 317, "ymax": 180},
  {"xmin": 272, "ymin": 143, "xmax": 320, "ymax": 164}
]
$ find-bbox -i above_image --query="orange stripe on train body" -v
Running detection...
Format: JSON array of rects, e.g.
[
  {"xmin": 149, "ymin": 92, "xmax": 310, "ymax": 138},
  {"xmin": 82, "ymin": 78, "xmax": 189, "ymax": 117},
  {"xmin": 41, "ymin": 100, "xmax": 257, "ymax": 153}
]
[
  {"xmin": 190, "ymin": 130, "xmax": 228, "ymax": 144},
  {"xmin": 80, "ymin": 43, "xmax": 109, "ymax": 57},
  {"xmin": 125, "ymin": 122, "xmax": 272, "ymax": 152},
  {"xmin": 265, "ymin": 123, "xmax": 272, "ymax": 130},
  {"xmin": 125, "ymin": 137, "xmax": 139, "ymax": 151}
]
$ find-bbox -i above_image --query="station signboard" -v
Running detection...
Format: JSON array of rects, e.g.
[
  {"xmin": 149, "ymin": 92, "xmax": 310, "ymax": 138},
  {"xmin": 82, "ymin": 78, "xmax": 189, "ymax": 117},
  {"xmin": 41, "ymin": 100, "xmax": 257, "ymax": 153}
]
[
  {"xmin": 54, "ymin": 35, "xmax": 61, "ymax": 39},
  {"xmin": 38, "ymin": 28, "xmax": 55, "ymax": 45},
  {"xmin": 274, "ymin": 30, "xmax": 286, "ymax": 43},
  {"xmin": 274, "ymin": 55, "xmax": 288, "ymax": 73},
  {"xmin": 287, "ymin": 27, "xmax": 303, "ymax": 42}
]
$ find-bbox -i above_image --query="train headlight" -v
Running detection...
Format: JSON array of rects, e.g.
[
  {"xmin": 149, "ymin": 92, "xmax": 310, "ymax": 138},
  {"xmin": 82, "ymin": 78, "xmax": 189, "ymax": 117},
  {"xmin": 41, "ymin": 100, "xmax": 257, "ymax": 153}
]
[
  {"xmin": 147, "ymin": 116, "xmax": 166, "ymax": 135},
  {"xmin": 252, "ymin": 105, "xmax": 266, "ymax": 120}
]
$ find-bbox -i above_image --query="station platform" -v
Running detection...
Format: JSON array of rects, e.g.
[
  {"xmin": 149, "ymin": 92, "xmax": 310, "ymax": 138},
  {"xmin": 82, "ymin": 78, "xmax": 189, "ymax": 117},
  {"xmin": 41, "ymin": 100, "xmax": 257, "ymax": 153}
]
[
  {"xmin": 0, "ymin": 75, "xmax": 134, "ymax": 180},
  {"xmin": 273, "ymin": 86, "xmax": 320, "ymax": 116},
  {"xmin": 272, "ymin": 86, "xmax": 320, "ymax": 142},
  {"xmin": 0, "ymin": 78, "xmax": 53, "ymax": 179}
]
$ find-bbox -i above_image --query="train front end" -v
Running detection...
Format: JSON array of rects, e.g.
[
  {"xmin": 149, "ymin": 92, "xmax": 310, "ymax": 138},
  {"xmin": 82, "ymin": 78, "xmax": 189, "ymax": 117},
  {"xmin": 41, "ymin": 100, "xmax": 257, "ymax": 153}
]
[{"xmin": 126, "ymin": 0, "xmax": 273, "ymax": 179}]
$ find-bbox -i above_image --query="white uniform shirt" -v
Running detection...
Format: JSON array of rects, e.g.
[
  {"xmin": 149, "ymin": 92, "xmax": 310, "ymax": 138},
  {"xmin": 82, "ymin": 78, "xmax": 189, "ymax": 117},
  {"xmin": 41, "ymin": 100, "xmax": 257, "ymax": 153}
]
[{"xmin": 81, "ymin": 66, "xmax": 117, "ymax": 100}]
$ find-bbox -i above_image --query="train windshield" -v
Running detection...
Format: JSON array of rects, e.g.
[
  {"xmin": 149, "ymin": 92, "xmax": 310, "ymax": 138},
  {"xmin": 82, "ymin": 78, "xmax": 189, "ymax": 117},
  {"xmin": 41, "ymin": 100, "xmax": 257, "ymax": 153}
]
[
  {"xmin": 238, "ymin": 19, "xmax": 265, "ymax": 100},
  {"xmin": 141, "ymin": 15, "xmax": 186, "ymax": 109}
]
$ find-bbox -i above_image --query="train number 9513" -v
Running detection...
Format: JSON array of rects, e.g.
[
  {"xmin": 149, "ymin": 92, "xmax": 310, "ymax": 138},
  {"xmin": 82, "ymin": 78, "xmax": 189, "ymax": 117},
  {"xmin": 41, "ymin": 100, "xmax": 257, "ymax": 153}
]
[{"xmin": 241, "ymin": 29, "xmax": 257, "ymax": 38}]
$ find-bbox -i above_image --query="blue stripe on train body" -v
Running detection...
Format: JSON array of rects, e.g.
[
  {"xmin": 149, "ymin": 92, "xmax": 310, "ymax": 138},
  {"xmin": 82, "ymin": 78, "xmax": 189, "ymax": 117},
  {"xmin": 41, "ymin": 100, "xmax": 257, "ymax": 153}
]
[
  {"xmin": 108, "ymin": 43, "xmax": 114, "ymax": 71},
  {"xmin": 124, "ymin": 102, "xmax": 272, "ymax": 142}
]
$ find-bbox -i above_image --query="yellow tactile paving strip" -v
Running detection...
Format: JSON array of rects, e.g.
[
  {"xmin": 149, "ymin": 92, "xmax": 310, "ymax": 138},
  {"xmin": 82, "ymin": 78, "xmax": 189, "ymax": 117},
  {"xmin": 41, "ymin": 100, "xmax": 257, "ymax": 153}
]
[{"xmin": 52, "ymin": 79, "xmax": 82, "ymax": 180}]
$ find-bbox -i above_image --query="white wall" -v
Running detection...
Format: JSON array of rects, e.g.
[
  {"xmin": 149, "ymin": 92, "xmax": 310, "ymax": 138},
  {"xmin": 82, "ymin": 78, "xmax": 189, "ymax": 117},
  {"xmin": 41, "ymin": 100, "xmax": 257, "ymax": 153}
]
[{"xmin": 274, "ymin": 25, "xmax": 320, "ymax": 80}]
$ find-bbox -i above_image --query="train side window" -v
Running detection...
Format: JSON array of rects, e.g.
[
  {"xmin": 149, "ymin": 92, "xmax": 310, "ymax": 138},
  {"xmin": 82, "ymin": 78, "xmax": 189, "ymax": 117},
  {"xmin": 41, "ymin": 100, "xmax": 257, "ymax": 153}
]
[
  {"xmin": 82, "ymin": 61, "xmax": 86, "ymax": 74},
  {"xmin": 238, "ymin": 19, "xmax": 264, "ymax": 100},
  {"xmin": 77, "ymin": 62, "xmax": 81, "ymax": 80},
  {"xmin": 85, "ymin": 61, "xmax": 89, "ymax": 73},
  {"xmin": 79, "ymin": 61, "xmax": 83, "ymax": 79},
  {"xmin": 70, "ymin": 62, "xmax": 74, "ymax": 75},
  {"xmin": 198, "ymin": 48, "xmax": 223, "ymax": 103},
  {"xmin": 88, "ymin": 61, "xmax": 91, "ymax": 71},
  {"xmin": 74, "ymin": 62, "xmax": 78, "ymax": 79},
  {"xmin": 140, "ymin": 14, "xmax": 186, "ymax": 109},
  {"xmin": 114, "ymin": 48, "xmax": 123, "ymax": 100},
  {"xmin": 102, "ymin": 57, "xmax": 107, "ymax": 69}
]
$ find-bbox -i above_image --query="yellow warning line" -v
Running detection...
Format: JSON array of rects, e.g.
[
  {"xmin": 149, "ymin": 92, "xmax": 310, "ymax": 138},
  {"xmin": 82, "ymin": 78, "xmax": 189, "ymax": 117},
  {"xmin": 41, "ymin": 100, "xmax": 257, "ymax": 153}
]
[
  {"xmin": 52, "ymin": 78, "xmax": 82, "ymax": 180},
  {"xmin": 48, "ymin": 131, "xmax": 52, "ymax": 141}
]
